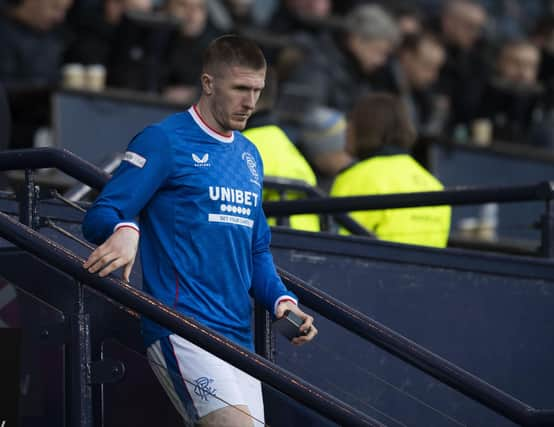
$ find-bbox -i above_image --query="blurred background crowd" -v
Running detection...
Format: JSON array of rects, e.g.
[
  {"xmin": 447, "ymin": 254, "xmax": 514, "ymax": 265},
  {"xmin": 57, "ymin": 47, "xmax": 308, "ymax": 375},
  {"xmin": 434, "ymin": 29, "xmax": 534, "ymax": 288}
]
[
  {"xmin": 2, "ymin": 0, "xmax": 554, "ymax": 160},
  {"xmin": 1, "ymin": 0, "xmax": 554, "ymax": 246},
  {"xmin": 1, "ymin": 1, "xmax": 554, "ymax": 149}
]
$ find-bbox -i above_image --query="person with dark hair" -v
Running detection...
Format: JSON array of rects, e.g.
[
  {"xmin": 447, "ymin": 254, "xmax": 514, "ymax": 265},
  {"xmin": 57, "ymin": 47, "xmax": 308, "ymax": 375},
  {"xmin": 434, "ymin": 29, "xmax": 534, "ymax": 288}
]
[
  {"xmin": 276, "ymin": 4, "xmax": 399, "ymax": 176},
  {"xmin": 390, "ymin": 1, "xmax": 423, "ymax": 37},
  {"xmin": 161, "ymin": 0, "xmax": 222, "ymax": 104},
  {"xmin": 532, "ymin": 15, "xmax": 554, "ymax": 89},
  {"xmin": 0, "ymin": 0, "xmax": 73, "ymax": 149},
  {"xmin": 64, "ymin": 0, "xmax": 154, "ymax": 67},
  {"xmin": 478, "ymin": 38, "xmax": 554, "ymax": 147},
  {"xmin": 82, "ymin": 35, "xmax": 317, "ymax": 426},
  {"xmin": 279, "ymin": 3, "xmax": 400, "ymax": 115},
  {"xmin": 377, "ymin": 31, "xmax": 449, "ymax": 137},
  {"xmin": 105, "ymin": 1, "xmax": 178, "ymax": 92},
  {"xmin": 437, "ymin": 0, "xmax": 490, "ymax": 131},
  {"xmin": 0, "ymin": 0, "xmax": 73, "ymax": 86},
  {"xmin": 330, "ymin": 93, "xmax": 451, "ymax": 248}
]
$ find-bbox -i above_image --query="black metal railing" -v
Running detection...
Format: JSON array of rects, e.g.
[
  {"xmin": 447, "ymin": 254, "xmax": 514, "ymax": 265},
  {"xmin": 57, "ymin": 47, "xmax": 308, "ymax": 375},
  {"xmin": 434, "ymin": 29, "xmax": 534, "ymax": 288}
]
[
  {"xmin": 263, "ymin": 182, "xmax": 554, "ymax": 257},
  {"xmin": 0, "ymin": 148, "xmax": 110, "ymax": 190},
  {"xmin": 0, "ymin": 211, "xmax": 381, "ymax": 427},
  {"xmin": 263, "ymin": 183, "xmax": 554, "ymax": 215},
  {"xmin": 2, "ymin": 149, "xmax": 551, "ymax": 254},
  {"xmin": 278, "ymin": 268, "xmax": 554, "ymax": 427},
  {"xmin": 2, "ymin": 148, "xmax": 554, "ymax": 425},
  {"xmin": 263, "ymin": 175, "xmax": 373, "ymax": 236}
]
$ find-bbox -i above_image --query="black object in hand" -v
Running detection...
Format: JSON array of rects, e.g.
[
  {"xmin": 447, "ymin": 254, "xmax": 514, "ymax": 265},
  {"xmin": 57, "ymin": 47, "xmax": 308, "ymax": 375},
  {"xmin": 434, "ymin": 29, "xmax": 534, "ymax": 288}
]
[{"xmin": 273, "ymin": 310, "xmax": 309, "ymax": 340}]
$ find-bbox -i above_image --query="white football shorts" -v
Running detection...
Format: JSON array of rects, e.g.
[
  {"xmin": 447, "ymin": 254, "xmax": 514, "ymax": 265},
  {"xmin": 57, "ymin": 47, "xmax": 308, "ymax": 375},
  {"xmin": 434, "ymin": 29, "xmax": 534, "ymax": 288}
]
[{"xmin": 146, "ymin": 334, "xmax": 265, "ymax": 425}]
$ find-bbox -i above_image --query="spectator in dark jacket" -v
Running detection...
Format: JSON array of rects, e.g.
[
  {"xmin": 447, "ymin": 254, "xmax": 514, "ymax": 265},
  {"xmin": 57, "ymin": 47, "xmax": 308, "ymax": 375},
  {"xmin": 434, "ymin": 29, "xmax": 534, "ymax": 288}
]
[
  {"xmin": 106, "ymin": 0, "xmax": 179, "ymax": 92},
  {"xmin": 161, "ymin": 0, "xmax": 221, "ymax": 104},
  {"xmin": 0, "ymin": 0, "xmax": 72, "ymax": 149},
  {"xmin": 478, "ymin": 39, "xmax": 554, "ymax": 147},
  {"xmin": 437, "ymin": 0, "xmax": 489, "ymax": 131},
  {"xmin": 65, "ymin": 0, "xmax": 153, "ymax": 66},
  {"xmin": 278, "ymin": 4, "xmax": 399, "ymax": 116},
  {"xmin": 0, "ymin": 0, "xmax": 73, "ymax": 87},
  {"xmin": 267, "ymin": 0, "xmax": 332, "ymax": 35},
  {"xmin": 377, "ymin": 32, "xmax": 449, "ymax": 137}
]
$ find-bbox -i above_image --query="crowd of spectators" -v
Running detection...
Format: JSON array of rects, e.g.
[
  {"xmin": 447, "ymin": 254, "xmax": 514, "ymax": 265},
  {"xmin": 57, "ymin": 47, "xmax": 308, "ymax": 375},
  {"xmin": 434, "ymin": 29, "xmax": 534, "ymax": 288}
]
[
  {"xmin": 1, "ymin": 0, "xmax": 554, "ymax": 243},
  {"xmin": 2, "ymin": 0, "xmax": 554, "ymax": 155}
]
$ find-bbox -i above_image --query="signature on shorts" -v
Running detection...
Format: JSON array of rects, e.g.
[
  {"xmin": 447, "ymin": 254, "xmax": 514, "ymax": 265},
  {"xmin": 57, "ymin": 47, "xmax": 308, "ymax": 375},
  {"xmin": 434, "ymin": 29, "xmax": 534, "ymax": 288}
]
[{"xmin": 193, "ymin": 377, "xmax": 216, "ymax": 401}]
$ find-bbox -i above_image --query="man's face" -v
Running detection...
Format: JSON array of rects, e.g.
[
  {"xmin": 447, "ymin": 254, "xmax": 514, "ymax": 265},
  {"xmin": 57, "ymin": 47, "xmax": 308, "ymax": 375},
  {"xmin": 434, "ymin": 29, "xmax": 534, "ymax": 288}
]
[
  {"xmin": 204, "ymin": 65, "xmax": 266, "ymax": 131},
  {"xmin": 497, "ymin": 44, "xmax": 540, "ymax": 85},
  {"xmin": 401, "ymin": 39, "xmax": 445, "ymax": 89},
  {"xmin": 105, "ymin": 0, "xmax": 152, "ymax": 25},
  {"xmin": 347, "ymin": 35, "xmax": 393, "ymax": 74},
  {"xmin": 286, "ymin": 0, "xmax": 331, "ymax": 18},
  {"xmin": 442, "ymin": 3, "xmax": 486, "ymax": 50},
  {"xmin": 166, "ymin": 0, "xmax": 207, "ymax": 37},
  {"xmin": 28, "ymin": 0, "xmax": 73, "ymax": 30}
]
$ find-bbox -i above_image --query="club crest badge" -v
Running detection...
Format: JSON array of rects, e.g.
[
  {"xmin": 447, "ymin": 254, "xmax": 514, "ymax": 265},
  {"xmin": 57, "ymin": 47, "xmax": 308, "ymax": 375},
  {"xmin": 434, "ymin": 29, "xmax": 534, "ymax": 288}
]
[{"xmin": 242, "ymin": 152, "xmax": 258, "ymax": 178}]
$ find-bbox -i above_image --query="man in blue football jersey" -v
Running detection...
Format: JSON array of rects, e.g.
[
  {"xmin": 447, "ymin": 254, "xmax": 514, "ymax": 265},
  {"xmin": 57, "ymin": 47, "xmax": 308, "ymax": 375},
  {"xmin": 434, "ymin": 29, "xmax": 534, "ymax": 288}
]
[{"xmin": 82, "ymin": 35, "xmax": 317, "ymax": 426}]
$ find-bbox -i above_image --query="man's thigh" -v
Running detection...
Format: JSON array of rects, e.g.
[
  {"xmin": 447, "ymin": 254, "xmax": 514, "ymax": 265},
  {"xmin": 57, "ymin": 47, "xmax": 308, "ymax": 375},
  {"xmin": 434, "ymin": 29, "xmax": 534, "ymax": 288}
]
[
  {"xmin": 147, "ymin": 334, "xmax": 265, "ymax": 425},
  {"xmin": 197, "ymin": 405, "xmax": 253, "ymax": 427}
]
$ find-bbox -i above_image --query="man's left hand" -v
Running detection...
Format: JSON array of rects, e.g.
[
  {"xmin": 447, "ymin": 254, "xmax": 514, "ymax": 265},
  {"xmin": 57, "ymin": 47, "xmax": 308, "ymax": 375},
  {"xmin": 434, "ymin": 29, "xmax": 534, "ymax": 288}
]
[{"xmin": 275, "ymin": 300, "xmax": 318, "ymax": 346}]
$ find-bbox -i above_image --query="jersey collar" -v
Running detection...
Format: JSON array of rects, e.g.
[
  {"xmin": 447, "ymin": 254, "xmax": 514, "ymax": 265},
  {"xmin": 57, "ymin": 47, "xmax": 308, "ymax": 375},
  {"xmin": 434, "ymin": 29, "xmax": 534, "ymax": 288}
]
[{"xmin": 189, "ymin": 105, "xmax": 235, "ymax": 143}]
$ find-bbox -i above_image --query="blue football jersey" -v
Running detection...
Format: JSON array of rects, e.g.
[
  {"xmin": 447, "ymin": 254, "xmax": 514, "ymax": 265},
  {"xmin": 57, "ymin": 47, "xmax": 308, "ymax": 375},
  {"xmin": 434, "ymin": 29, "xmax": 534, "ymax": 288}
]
[{"xmin": 83, "ymin": 106, "xmax": 297, "ymax": 349}]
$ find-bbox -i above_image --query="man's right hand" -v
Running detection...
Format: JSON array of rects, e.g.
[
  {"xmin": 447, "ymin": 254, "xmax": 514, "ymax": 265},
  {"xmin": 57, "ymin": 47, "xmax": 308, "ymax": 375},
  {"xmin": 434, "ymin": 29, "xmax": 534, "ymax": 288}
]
[{"xmin": 83, "ymin": 227, "xmax": 139, "ymax": 282}]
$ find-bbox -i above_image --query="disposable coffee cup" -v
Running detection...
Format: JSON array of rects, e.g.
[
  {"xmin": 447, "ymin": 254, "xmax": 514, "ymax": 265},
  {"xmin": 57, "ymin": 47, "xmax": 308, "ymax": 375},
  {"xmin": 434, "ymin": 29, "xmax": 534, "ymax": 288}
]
[
  {"xmin": 62, "ymin": 63, "xmax": 86, "ymax": 89},
  {"xmin": 472, "ymin": 118, "xmax": 492, "ymax": 146},
  {"xmin": 457, "ymin": 217, "xmax": 480, "ymax": 239},
  {"xmin": 85, "ymin": 64, "xmax": 106, "ymax": 91}
]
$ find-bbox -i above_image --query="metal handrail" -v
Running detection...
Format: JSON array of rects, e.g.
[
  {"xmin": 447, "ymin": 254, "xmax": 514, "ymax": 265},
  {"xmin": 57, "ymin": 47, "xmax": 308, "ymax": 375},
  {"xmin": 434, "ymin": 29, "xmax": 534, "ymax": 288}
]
[
  {"xmin": 63, "ymin": 153, "xmax": 123, "ymax": 201},
  {"xmin": 263, "ymin": 182, "xmax": 554, "ymax": 216},
  {"xmin": 278, "ymin": 268, "xmax": 554, "ymax": 427},
  {"xmin": 263, "ymin": 175, "xmax": 373, "ymax": 236},
  {"xmin": 0, "ymin": 211, "xmax": 381, "ymax": 427},
  {"xmin": 2, "ymin": 147, "xmax": 554, "ymax": 425},
  {"xmin": 0, "ymin": 148, "xmax": 110, "ymax": 190},
  {"xmin": 1, "ymin": 148, "xmax": 551, "ymax": 213}
]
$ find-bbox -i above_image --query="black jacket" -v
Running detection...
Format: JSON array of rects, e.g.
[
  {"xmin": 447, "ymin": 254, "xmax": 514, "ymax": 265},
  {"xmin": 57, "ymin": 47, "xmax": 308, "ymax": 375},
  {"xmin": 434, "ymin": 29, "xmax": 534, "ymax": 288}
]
[
  {"xmin": 279, "ymin": 32, "xmax": 374, "ymax": 117},
  {"xmin": 0, "ymin": 11, "xmax": 68, "ymax": 87}
]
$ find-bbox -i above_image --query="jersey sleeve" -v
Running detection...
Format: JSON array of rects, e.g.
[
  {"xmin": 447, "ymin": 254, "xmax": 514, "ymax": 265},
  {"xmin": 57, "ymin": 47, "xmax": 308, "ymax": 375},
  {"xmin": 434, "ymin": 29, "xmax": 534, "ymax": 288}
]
[
  {"xmin": 250, "ymin": 193, "xmax": 298, "ymax": 316},
  {"xmin": 82, "ymin": 125, "xmax": 173, "ymax": 244}
]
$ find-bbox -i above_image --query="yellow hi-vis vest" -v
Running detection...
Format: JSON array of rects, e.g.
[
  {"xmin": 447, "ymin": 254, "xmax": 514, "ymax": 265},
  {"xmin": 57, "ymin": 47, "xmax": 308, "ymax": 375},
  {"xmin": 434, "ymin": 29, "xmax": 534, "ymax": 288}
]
[
  {"xmin": 330, "ymin": 154, "xmax": 451, "ymax": 247},
  {"xmin": 243, "ymin": 125, "xmax": 320, "ymax": 232}
]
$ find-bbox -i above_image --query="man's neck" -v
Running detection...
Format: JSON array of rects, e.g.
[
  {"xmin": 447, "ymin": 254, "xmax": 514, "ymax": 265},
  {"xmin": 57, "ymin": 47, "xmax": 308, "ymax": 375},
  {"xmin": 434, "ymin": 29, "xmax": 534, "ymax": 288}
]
[{"xmin": 195, "ymin": 99, "xmax": 232, "ymax": 136}]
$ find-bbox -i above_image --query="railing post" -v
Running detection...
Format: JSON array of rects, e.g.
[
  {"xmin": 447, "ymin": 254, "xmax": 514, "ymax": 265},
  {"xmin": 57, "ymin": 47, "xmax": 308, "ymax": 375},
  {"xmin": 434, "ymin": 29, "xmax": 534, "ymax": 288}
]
[
  {"xmin": 19, "ymin": 169, "xmax": 40, "ymax": 230},
  {"xmin": 254, "ymin": 303, "xmax": 275, "ymax": 362},
  {"xmin": 67, "ymin": 281, "xmax": 93, "ymax": 427},
  {"xmin": 540, "ymin": 200, "xmax": 554, "ymax": 258},
  {"xmin": 275, "ymin": 189, "xmax": 290, "ymax": 227}
]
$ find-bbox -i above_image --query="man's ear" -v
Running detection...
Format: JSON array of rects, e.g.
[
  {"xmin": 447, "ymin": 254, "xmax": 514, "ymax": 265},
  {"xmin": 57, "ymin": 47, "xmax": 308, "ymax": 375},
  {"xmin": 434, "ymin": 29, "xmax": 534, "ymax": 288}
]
[{"xmin": 201, "ymin": 73, "xmax": 213, "ymax": 95}]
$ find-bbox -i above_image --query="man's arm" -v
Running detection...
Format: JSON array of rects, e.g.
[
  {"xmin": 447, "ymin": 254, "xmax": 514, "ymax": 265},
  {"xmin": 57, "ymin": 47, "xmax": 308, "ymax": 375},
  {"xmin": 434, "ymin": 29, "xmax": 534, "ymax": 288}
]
[
  {"xmin": 82, "ymin": 125, "xmax": 172, "ymax": 280},
  {"xmin": 250, "ymin": 209, "xmax": 317, "ymax": 345}
]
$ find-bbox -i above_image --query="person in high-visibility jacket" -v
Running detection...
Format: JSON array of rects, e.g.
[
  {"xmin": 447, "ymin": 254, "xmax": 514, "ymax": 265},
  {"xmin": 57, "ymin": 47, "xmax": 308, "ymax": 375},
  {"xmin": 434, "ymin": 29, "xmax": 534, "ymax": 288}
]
[
  {"xmin": 243, "ymin": 69, "xmax": 320, "ymax": 232},
  {"xmin": 244, "ymin": 124, "xmax": 320, "ymax": 232},
  {"xmin": 330, "ymin": 93, "xmax": 451, "ymax": 247}
]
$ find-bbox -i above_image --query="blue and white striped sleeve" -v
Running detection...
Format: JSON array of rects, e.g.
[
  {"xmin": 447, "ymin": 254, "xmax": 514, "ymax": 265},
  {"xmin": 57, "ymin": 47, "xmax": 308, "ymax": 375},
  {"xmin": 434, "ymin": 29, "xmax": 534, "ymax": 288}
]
[{"xmin": 82, "ymin": 125, "xmax": 172, "ymax": 245}]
